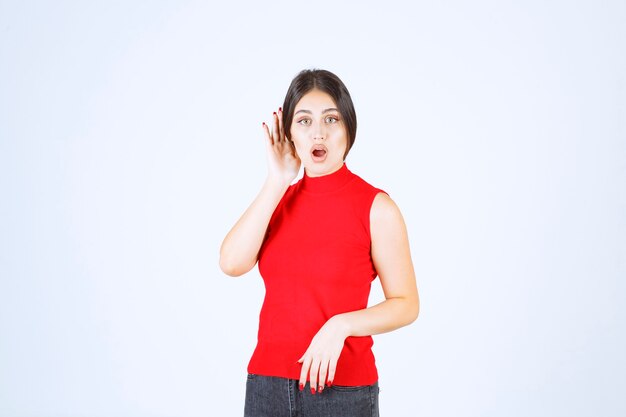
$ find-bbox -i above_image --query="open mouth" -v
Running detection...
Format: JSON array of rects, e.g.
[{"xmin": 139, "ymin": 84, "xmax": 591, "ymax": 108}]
[{"xmin": 311, "ymin": 145, "xmax": 328, "ymax": 162}]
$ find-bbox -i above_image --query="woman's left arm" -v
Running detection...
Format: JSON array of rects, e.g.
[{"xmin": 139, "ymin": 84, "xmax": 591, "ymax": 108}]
[
  {"xmin": 298, "ymin": 192, "xmax": 420, "ymax": 393},
  {"xmin": 338, "ymin": 192, "xmax": 420, "ymax": 334}
]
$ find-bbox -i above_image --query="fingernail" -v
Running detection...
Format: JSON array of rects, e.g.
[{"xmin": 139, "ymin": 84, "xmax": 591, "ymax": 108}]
[
  {"xmin": 310, "ymin": 387, "xmax": 316, "ymax": 395},
  {"xmin": 318, "ymin": 386, "xmax": 323, "ymax": 393},
  {"xmin": 299, "ymin": 383, "xmax": 304, "ymax": 391},
  {"xmin": 279, "ymin": 107, "xmax": 282, "ymax": 112},
  {"xmin": 326, "ymin": 380, "xmax": 332, "ymax": 387},
  {"xmin": 273, "ymin": 112, "xmax": 276, "ymax": 115},
  {"xmin": 262, "ymin": 122, "xmax": 265, "ymax": 126}
]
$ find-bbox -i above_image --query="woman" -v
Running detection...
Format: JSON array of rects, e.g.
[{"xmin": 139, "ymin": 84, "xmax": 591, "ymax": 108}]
[{"xmin": 220, "ymin": 69, "xmax": 419, "ymax": 417}]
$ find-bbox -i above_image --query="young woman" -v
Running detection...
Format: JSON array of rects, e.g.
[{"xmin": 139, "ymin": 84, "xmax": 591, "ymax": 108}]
[{"xmin": 220, "ymin": 69, "xmax": 419, "ymax": 417}]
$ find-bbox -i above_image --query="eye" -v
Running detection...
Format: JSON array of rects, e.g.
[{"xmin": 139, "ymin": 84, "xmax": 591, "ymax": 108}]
[
  {"xmin": 325, "ymin": 115, "xmax": 339, "ymax": 123},
  {"xmin": 297, "ymin": 118, "xmax": 311, "ymax": 126}
]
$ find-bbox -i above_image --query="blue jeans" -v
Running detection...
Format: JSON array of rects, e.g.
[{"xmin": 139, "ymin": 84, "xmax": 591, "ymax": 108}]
[{"xmin": 243, "ymin": 374, "xmax": 380, "ymax": 417}]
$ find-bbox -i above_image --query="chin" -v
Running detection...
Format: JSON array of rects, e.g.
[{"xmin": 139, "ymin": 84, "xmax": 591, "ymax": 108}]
[{"xmin": 305, "ymin": 160, "xmax": 343, "ymax": 177}]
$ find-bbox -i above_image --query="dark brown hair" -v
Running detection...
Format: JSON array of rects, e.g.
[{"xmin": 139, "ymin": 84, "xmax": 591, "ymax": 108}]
[{"xmin": 282, "ymin": 69, "xmax": 357, "ymax": 160}]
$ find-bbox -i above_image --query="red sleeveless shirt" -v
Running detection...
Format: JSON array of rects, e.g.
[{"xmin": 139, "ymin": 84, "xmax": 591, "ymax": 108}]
[{"xmin": 248, "ymin": 163, "xmax": 387, "ymax": 386}]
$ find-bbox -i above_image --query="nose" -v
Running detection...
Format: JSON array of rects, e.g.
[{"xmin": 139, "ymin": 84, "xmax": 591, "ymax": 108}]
[{"xmin": 312, "ymin": 121, "xmax": 326, "ymax": 141}]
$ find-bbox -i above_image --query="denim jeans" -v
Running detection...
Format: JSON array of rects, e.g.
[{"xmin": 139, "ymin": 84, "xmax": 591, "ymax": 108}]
[{"xmin": 243, "ymin": 373, "xmax": 380, "ymax": 417}]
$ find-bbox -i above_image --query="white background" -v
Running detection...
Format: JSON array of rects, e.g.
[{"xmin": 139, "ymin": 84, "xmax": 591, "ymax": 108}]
[{"xmin": 1, "ymin": 1, "xmax": 624, "ymax": 416}]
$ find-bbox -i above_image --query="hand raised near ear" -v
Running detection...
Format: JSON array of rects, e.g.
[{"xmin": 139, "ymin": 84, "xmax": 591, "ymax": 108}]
[{"xmin": 262, "ymin": 107, "xmax": 300, "ymax": 185}]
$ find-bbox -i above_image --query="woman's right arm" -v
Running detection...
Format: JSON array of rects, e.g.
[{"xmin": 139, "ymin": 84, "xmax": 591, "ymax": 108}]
[
  {"xmin": 219, "ymin": 108, "xmax": 300, "ymax": 277},
  {"xmin": 219, "ymin": 176, "xmax": 289, "ymax": 276}
]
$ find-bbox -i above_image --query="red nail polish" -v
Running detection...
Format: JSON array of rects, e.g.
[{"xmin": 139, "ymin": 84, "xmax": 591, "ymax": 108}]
[
  {"xmin": 262, "ymin": 122, "xmax": 265, "ymax": 126},
  {"xmin": 273, "ymin": 112, "xmax": 276, "ymax": 115},
  {"xmin": 299, "ymin": 383, "xmax": 304, "ymax": 391},
  {"xmin": 318, "ymin": 386, "xmax": 323, "ymax": 393},
  {"xmin": 279, "ymin": 107, "xmax": 282, "ymax": 112},
  {"xmin": 311, "ymin": 387, "xmax": 316, "ymax": 395},
  {"xmin": 326, "ymin": 380, "xmax": 332, "ymax": 387}
]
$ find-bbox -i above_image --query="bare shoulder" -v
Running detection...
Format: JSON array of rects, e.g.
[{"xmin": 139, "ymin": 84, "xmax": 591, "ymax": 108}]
[{"xmin": 370, "ymin": 192, "xmax": 405, "ymax": 227}]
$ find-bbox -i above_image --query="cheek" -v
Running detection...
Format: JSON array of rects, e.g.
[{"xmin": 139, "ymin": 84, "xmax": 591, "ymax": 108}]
[
  {"xmin": 289, "ymin": 137, "xmax": 305, "ymax": 156},
  {"xmin": 289, "ymin": 130, "xmax": 305, "ymax": 155},
  {"xmin": 294, "ymin": 143, "xmax": 307, "ymax": 158},
  {"xmin": 289, "ymin": 126, "xmax": 300, "ymax": 143},
  {"xmin": 330, "ymin": 126, "xmax": 348, "ymax": 145}
]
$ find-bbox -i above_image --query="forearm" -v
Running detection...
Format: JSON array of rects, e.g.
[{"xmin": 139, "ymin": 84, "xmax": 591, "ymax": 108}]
[
  {"xmin": 219, "ymin": 176, "xmax": 290, "ymax": 276},
  {"xmin": 334, "ymin": 296, "xmax": 420, "ymax": 338}
]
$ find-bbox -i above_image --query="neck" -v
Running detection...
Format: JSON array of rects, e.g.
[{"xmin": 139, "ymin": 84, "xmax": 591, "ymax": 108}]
[{"xmin": 301, "ymin": 163, "xmax": 353, "ymax": 193}]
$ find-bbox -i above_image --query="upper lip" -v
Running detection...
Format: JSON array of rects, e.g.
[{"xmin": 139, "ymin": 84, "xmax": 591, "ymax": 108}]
[{"xmin": 310, "ymin": 144, "xmax": 328, "ymax": 154}]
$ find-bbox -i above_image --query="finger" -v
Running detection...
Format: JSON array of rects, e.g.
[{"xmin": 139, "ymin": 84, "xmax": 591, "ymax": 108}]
[
  {"xmin": 327, "ymin": 357, "xmax": 337, "ymax": 387},
  {"xmin": 272, "ymin": 112, "xmax": 281, "ymax": 143},
  {"xmin": 309, "ymin": 358, "xmax": 320, "ymax": 395},
  {"xmin": 318, "ymin": 358, "xmax": 328, "ymax": 391},
  {"xmin": 262, "ymin": 122, "xmax": 273, "ymax": 146},
  {"xmin": 278, "ymin": 107, "xmax": 285, "ymax": 141},
  {"xmin": 298, "ymin": 356, "xmax": 312, "ymax": 393}
]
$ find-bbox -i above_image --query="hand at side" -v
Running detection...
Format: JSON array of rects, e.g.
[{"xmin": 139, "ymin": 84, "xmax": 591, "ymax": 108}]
[{"xmin": 297, "ymin": 315, "xmax": 349, "ymax": 394}]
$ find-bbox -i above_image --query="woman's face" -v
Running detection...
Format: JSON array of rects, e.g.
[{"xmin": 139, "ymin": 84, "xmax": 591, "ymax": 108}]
[{"xmin": 290, "ymin": 89, "xmax": 348, "ymax": 178}]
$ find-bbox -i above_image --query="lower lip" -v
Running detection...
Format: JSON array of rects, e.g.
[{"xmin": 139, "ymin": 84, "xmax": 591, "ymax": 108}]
[{"xmin": 311, "ymin": 151, "xmax": 327, "ymax": 163}]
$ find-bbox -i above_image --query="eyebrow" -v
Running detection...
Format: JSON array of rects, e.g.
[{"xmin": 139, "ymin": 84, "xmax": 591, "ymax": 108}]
[{"xmin": 294, "ymin": 107, "xmax": 339, "ymax": 115}]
